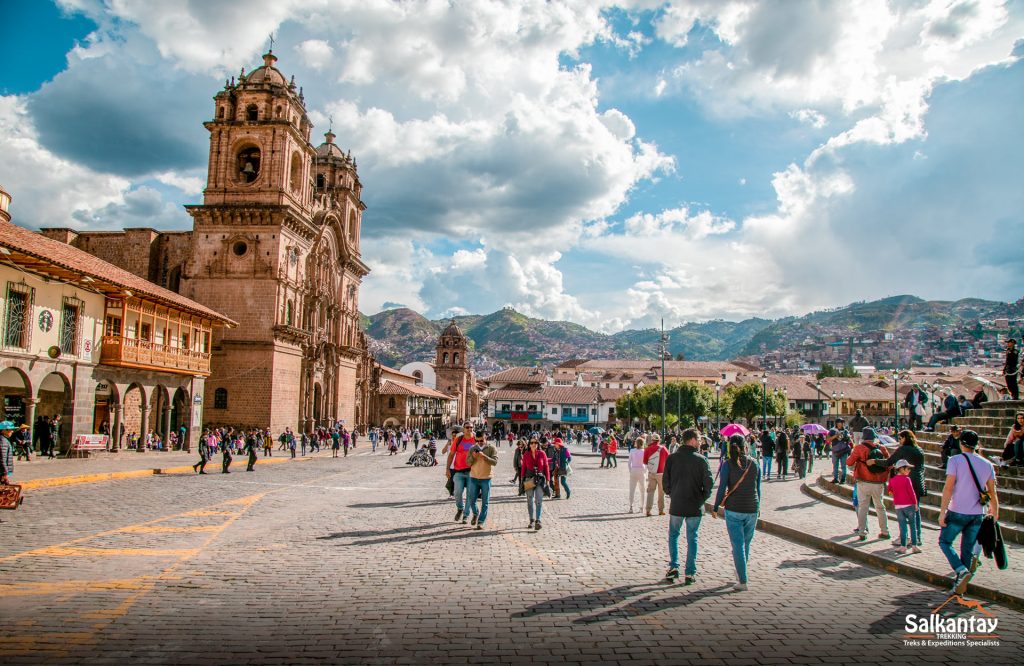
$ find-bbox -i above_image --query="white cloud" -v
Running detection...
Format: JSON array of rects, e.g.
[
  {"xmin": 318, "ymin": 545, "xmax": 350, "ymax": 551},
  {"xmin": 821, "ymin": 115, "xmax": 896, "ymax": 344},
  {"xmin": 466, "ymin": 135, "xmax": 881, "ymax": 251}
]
[
  {"xmin": 295, "ymin": 39, "xmax": 334, "ymax": 70},
  {"xmin": 154, "ymin": 171, "xmax": 204, "ymax": 196},
  {"xmin": 790, "ymin": 108, "xmax": 828, "ymax": 129}
]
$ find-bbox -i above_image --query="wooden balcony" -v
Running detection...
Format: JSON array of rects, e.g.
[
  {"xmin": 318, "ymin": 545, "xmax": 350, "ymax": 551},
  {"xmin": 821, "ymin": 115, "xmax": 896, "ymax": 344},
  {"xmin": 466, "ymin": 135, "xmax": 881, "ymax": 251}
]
[{"xmin": 100, "ymin": 336, "xmax": 212, "ymax": 376}]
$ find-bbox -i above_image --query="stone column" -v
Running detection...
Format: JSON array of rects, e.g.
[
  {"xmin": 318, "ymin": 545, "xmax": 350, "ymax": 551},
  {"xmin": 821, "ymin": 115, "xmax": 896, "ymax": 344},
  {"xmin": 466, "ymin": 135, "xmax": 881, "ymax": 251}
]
[
  {"xmin": 23, "ymin": 398, "xmax": 39, "ymax": 453},
  {"xmin": 137, "ymin": 404, "xmax": 149, "ymax": 452},
  {"xmin": 110, "ymin": 403, "xmax": 121, "ymax": 451}
]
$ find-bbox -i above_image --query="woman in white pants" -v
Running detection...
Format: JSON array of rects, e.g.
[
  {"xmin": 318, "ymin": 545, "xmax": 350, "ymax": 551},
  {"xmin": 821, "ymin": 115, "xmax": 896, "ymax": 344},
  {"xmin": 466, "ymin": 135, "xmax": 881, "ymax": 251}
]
[{"xmin": 628, "ymin": 436, "xmax": 648, "ymax": 513}]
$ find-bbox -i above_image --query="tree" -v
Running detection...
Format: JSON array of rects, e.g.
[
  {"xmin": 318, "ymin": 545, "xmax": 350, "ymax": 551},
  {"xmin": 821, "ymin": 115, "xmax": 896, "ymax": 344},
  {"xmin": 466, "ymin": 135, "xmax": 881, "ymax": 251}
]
[
  {"xmin": 725, "ymin": 383, "xmax": 764, "ymax": 425},
  {"xmin": 667, "ymin": 381, "xmax": 714, "ymax": 427},
  {"xmin": 817, "ymin": 363, "xmax": 860, "ymax": 379},
  {"xmin": 784, "ymin": 410, "xmax": 805, "ymax": 428}
]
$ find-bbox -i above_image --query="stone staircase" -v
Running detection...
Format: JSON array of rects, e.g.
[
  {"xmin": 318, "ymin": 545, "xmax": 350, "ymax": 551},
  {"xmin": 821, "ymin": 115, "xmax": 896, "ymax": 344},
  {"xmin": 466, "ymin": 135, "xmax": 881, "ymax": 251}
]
[{"xmin": 814, "ymin": 400, "xmax": 1024, "ymax": 544}]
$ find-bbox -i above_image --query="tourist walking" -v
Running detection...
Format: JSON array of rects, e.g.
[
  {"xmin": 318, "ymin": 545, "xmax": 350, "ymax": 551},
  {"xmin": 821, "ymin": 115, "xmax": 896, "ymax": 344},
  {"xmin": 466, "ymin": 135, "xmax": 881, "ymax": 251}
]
[
  {"xmin": 193, "ymin": 430, "xmax": 210, "ymax": 474},
  {"xmin": 466, "ymin": 439, "xmax": 498, "ymax": 530},
  {"xmin": 889, "ymin": 460, "xmax": 921, "ymax": 554},
  {"xmin": 775, "ymin": 431, "xmax": 790, "ymax": 480},
  {"xmin": 760, "ymin": 430, "xmax": 774, "ymax": 480},
  {"xmin": 828, "ymin": 420, "xmax": 852, "ymax": 484},
  {"xmin": 520, "ymin": 438, "xmax": 550, "ymax": 530},
  {"xmin": 662, "ymin": 429, "xmax": 713, "ymax": 584},
  {"xmin": 553, "ymin": 438, "xmax": 571, "ymax": 499},
  {"xmin": 628, "ymin": 436, "xmax": 648, "ymax": 513},
  {"xmin": 792, "ymin": 433, "xmax": 806, "ymax": 479},
  {"xmin": 447, "ymin": 422, "xmax": 476, "ymax": 524},
  {"xmin": 643, "ymin": 434, "xmax": 669, "ymax": 516},
  {"xmin": 846, "ymin": 428, "xmax": 891, "ymax": 540},
  {"xmin": 221, "ymin": 437, "xmax": 232, "ymax": 473},
  {"xmin": 712, "ymin": 434, "xmax": 761, "ymax": 591},
  {"xmin": 939, "ymin": 429, "xmax": 999, "ymax": 593},
  {"xmin": 606, "ymin": 434, "xmax": 618, "ymax": 468},
  {"xmin": 245, "ymin": 431, "xmax": 258, "ymax": 471},
  {"xmin": 1004, "ymin": 339, "xmax": 1019, "ymax": 401},
  {"xmin": 511, "ymin": 440, "xmax": 524, "ymax": 485}
]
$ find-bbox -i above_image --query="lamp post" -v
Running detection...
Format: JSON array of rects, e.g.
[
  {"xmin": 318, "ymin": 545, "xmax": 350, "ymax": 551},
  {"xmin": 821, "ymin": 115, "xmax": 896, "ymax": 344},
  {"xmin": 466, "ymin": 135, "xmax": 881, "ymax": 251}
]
[
  {"xmin": 660, "ymin": 318, "xmax": 668, "ymax": 439},
  {"xmin": 715, "ymin": 382, "xmax": 721, "ymax": 431},
  {"xmin": 816, "ymin": 380, "xmax": 822, "ymax": 421},
  {"xmin": 761, "ymin": 373, "xmax": 768, "ymax": 430},
  {"xmin": 840, "ymin": 391, "xmax": 845, "ymax": 420},
  {"xmin": 831, "ymin": 391, "xmax": 837, "ymax": 423},
  {"xmin": 782, "ymin": 387, "xmax": 788, "ymax": 427},
  {"xmin": 892, "ymin": 370, "xmax": 899, "ymax": 428}
]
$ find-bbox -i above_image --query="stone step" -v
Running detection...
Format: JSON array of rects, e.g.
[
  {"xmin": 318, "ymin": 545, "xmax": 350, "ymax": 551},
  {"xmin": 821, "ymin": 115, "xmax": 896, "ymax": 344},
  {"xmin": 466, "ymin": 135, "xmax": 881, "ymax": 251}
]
[
  {"xmin": 817, "ymin": 475, "xmax": 1024, "ymax": 545},
  {"xmin": 923, "ymin": 474, "xmax": 1024, "ymax": 506},
  {"xmin": 921, "ymin": 461, "xmax": 1024, "ymax": 491}
]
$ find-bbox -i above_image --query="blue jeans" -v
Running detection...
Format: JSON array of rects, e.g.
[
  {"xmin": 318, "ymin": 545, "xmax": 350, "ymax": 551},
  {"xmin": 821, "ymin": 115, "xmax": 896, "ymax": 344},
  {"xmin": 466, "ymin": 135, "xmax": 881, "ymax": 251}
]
[
  {"xmin": 724, "ymin": 510, "xmax": 758, "ymax": 584},
  {"xmin": 467, "ymin": 477, "xmax": 491, "ymax": 524},
  {"xmin": 559, "ymin": 474, "xmax": 570, "ymax": 498},
  {"xmin": 761, "ymin": 456, "xmax": 772, "ymax": 478},
  {"xmin": 831, "ymin": 455, "xmax": 847, "ymax": 483},
  {"xmin": 938, "ymin": 510, "xmax": 984, "ymax": 574},
  {"xmin": 896, "ymin": 506, "xmax": 921, "ymax": 547},
  {"xmin": 452, "ymin": 471, "xmax": 470, "ymax": 512},
  {"xmin": 668, "ymin": 515, "xmax": 702, "ymax": 575},
  {"xmin": 526, "ymin": 485, "xmax": 544, "ymax": 521}
]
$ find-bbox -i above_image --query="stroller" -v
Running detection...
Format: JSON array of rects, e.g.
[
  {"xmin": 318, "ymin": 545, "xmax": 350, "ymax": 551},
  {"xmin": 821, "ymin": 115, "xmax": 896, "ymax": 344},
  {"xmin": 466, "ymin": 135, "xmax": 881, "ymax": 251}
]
[{"xmin": 407, "ymin": 448, "xmax": 435, "ymax": 467}]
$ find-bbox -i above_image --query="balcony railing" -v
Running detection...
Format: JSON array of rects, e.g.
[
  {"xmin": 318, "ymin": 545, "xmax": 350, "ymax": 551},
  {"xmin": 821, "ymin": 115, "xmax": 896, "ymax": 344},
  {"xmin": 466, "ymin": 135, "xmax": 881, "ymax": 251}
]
[
  {"xmin": 101, "ymin": 336, "xmax": 212, "ymax": 376},
  {"xmin": 493, "ymin": 410, "xmax": 544, "ymax": 420},
  {"xmin": 560, "ymin": 414, "xmax": 591, "ymax": 423}
]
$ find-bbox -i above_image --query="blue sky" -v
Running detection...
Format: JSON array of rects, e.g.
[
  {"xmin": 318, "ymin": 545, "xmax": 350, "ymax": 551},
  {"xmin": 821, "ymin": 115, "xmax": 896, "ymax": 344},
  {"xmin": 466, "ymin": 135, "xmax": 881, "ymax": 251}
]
[{"xmin": 1, "ymin": 1, "xmax": 1021, "ymax": 331}]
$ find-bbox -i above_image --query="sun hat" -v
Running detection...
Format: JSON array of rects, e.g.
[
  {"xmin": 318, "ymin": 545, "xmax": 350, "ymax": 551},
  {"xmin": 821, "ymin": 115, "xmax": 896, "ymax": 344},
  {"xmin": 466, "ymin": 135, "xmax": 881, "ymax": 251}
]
[
  {"xmin": 894, "ymin": 459, "xmax": 912, "ymax": 469},
  {"xmin": 0, "ymin": 421, "xmax": 16, "ymax": 430}
]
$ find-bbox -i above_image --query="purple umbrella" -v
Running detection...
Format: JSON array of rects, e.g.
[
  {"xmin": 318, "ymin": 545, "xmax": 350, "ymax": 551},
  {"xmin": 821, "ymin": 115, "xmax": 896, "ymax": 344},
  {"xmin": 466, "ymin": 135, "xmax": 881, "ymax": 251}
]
[{"xmin": 800, "ymin": 423, "xmax": 829, "ymax": 435}]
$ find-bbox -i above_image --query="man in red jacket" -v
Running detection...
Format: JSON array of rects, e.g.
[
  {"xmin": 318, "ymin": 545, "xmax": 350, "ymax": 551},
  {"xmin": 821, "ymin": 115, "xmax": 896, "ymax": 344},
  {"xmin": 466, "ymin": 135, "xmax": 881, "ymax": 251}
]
[
  {"xmin": 643, "ymin": 434, "xmax": 670, "ymax": 516},
  {"xmin": 846, "ymin": 427, "xmax": 891, "ymax": 541}
]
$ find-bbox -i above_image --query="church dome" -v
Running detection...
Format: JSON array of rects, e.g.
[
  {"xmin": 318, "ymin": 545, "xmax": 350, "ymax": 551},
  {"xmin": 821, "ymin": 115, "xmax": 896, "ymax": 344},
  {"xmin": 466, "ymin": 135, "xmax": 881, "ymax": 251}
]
[
  {"xmin": 243, "ymin": 52, "xmax": 287, "ymax": 86},
  {"xmin": 441, "ymin": 319, "xmax": 465, "ymax": 339}
]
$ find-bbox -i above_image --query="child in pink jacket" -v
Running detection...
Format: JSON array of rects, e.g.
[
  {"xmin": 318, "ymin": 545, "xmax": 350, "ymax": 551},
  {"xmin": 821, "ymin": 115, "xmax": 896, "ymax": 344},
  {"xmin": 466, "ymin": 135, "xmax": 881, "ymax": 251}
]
[{"xmin": 889, "ymin": 460, "xmax": 922, "ymax": 554}]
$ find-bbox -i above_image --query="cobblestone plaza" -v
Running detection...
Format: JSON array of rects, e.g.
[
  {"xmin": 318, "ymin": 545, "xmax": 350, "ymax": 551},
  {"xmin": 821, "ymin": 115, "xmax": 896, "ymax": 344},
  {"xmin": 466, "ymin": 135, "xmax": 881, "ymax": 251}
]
[{"xmin": 1, "ymin": 447, "xmax": 1021, "ymax": 665}]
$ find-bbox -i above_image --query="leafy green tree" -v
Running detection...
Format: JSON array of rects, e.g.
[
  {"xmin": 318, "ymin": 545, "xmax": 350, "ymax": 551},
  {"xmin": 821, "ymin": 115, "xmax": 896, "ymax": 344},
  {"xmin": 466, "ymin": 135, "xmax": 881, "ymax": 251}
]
[
  {"xmin": 726, "ymin": 383, "xmax": 763, "ymax": 425},
  {"xmin": 817, "ymin": 363, "xmax": 860, "ymax": 379},
  {"xmin": 784, "ymin": 410, "xmax": 805, "ymax": 428},
  {"xmin": 667, "ymin": 381, "xmax": 714, "ymax": 426}
]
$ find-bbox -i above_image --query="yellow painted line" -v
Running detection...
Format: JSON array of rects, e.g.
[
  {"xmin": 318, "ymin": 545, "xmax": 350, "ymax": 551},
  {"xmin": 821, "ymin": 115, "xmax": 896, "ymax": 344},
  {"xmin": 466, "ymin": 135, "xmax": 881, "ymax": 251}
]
[
  {"xmin": 18, "ymin": 454, "xmax": 311, "ymax": 491},
  {"xmin": 118, "ymin": 524, "xmax": 221, "ymax": 534},
  {"xmin": 0, "ymin": 578, "xmax": 149, "ymax": 597},
  {"xmin": 34, "ymin": 546, "xmax": 199, "ymax": 558}
]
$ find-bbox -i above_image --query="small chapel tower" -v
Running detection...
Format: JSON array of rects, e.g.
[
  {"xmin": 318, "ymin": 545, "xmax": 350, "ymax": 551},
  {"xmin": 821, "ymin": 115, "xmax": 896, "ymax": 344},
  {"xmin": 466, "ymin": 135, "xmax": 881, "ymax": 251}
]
[{"xmin": 434, "ymin": 320, "xmax": 472, "ymax": 422}]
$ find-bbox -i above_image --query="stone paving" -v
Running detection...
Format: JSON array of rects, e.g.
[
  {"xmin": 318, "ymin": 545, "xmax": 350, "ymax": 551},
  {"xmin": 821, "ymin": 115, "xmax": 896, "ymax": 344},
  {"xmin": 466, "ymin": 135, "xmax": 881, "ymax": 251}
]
[{"xmin": 1, "ymin": 443, "xmax": 1021, "ymax": 664}]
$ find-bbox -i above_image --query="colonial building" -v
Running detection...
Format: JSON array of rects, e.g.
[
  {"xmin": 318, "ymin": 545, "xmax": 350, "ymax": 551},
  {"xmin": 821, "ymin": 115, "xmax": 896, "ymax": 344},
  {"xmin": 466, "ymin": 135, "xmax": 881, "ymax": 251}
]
[
  {"xmin": 0, "ymin": 187, "xmax": 235, "ymax": 451},
  {"xmin": 39, "ymin": 50, "xmax": 370, "ymax": 434}
]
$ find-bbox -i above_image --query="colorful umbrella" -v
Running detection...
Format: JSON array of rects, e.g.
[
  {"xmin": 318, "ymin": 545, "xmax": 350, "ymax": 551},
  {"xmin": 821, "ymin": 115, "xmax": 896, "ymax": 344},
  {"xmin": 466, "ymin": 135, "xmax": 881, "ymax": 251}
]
[
  {"xmin": 800, "ymin": 423, "xmax": 829, "ymax": 435},
  {"xmin": 719, "ymin": 423, "xmax": 750, "ymax": 438}
]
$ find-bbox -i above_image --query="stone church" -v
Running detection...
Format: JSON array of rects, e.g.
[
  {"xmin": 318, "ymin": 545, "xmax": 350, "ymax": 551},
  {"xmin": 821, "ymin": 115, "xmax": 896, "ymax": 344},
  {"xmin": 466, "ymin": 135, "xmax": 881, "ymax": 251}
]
[{"xmin": 41, "ymin": 50, "xmax": 370, "ymax": 434}]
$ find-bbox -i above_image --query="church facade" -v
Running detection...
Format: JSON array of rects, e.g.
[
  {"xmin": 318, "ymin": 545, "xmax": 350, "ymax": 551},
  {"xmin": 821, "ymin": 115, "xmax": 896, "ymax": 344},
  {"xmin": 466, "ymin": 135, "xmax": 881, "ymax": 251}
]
[{"xmin": 41, "ymin": 50, "xmax": 370, "ymax": 434}]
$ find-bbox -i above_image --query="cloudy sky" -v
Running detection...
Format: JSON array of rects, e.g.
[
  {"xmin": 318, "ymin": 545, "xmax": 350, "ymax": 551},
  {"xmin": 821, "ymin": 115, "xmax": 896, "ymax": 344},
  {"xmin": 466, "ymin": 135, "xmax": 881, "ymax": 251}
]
[{"xmin": 2, "ymin": 0, "xmax": 1022, "ymax": 331}]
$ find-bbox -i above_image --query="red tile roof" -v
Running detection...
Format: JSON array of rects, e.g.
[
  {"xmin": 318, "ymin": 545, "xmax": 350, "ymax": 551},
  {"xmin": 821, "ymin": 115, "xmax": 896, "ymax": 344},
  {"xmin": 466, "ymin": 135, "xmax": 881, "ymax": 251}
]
[
  {"xmin": 378, "ymin": 379, "xmax": 453, "ymax": 399},
  {"xmin": 0, "ymin": 220, "xmax": 235, "ymax": 325},
  {"xmin": 483, "ymin": 366, "xmax": 548, "ymax": 384}
]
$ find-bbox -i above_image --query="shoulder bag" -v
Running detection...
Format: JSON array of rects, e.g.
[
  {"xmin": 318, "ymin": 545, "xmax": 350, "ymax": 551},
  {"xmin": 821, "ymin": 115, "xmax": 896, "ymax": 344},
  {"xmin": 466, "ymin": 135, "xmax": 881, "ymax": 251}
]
[{"xmin": 962, "ymin": 454, "xmax": 992, "ymax": 506}]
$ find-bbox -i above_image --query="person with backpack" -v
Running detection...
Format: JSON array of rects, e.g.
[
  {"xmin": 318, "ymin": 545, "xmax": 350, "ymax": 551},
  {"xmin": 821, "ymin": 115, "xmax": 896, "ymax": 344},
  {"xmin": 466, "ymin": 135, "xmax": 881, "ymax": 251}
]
[
  {"xmin": 845, "ymin": 427, "xmax": 891, "ymax": 541},
  {"xmin": 939, "ymin": 429, "xmax": 999, "ymax": 594},
  {"xmin": 552, "ymin": 438, "xmax": 572, "ymax": 500},
  {"xmin": 712, "ymin": 434, "xmax": 761, "ymax": 591},
  {"xmin": 827, "ymin": 419, "xmax": 852, "ymax": 484},
  {"xmin": 643, "ymin": 434, "xmax": 669, "ymax": 516},
  {"xmin": 662, "ymin": 428, "xmax": 713, "ymax": 584}
]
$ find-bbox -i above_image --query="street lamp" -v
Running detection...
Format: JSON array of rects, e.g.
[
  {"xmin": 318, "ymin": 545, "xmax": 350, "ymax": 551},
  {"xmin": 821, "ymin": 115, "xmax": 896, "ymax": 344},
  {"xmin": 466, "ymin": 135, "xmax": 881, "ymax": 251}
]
[
  {"xmin": 831, "ymin": 391, "xmax": 837, "ymax": 422},
  {"xmin": 660, "ymin": 318, "xmax": 668, "ymax": 439},
  {"xmin": 761, "ymin": 373, "xmax": 768, "ymax": 430},
  {"xmin": 892, "ymin": 370, "xmax": 900, "ymax": 428},
  {"xmin": 816, "ymin": 381, "xmax": 822, "ymax": 420},
  {"xmin": 715, "ymin": 381, "xmax": 721, "ymax": 431},
  {"xmin": 840, "ymin": 391, "xmax": 845, "ymax": 419}
]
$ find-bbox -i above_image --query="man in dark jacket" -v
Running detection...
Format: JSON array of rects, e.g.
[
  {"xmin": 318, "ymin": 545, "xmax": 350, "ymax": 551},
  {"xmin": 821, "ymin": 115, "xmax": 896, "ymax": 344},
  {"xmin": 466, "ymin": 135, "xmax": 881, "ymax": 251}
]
[
  {"xmin": 848, "ymin": 409, "xmax": 869, "ymax": 436},
  {"xmin": 1004, "ymin": 339, "xmax": 1019, "ymax": 400},
  {"xmin": 662, "ymin": 428, "xmax": 713, "ymax": 585}
]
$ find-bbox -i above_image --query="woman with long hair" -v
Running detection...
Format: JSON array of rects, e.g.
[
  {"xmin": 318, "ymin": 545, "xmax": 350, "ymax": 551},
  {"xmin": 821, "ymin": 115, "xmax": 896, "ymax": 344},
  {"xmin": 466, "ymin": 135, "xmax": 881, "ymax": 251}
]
[
  {"xmin": 520, "ymin": 438, "xmax": 550, "ymax": 530},
  {"xmin": 1004, "ymin": 412, "xmax": 1024, "ymax": 465},
  {"xmin": 712, "ymin": 434, "xmax": 762, "ymax": 591},
  {"xmin": 775, "ymin": 431, "xmax": 790, "ymax": 480}
]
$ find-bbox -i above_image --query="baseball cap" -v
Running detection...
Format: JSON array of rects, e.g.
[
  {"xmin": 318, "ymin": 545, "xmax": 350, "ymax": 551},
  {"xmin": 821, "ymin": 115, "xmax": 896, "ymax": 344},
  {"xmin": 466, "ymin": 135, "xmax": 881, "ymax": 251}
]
[{"xmin": 959, "ymin": 430, "xmax": 979, "ymax": 449}]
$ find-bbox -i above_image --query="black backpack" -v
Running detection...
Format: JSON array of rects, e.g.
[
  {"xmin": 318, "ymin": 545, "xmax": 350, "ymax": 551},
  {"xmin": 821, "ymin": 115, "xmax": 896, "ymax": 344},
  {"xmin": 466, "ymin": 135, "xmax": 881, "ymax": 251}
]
[{"xmin": 865, "ymin": 444, "xmax": 889, "ymax": 474}]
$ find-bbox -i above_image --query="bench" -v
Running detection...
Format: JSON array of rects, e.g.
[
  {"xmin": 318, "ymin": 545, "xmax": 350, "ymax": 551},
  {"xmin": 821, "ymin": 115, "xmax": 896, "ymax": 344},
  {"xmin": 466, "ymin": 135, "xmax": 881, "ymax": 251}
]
[{"xmin": 67, "ymin": 434, "xmax": 110, "ymax": 458}]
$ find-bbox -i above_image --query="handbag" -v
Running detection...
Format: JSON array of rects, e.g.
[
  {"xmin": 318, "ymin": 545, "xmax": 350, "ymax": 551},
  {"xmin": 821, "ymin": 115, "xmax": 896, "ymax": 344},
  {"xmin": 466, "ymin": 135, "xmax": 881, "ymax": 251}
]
[
  {"xmin": 523, "ymin": 477, "xmax": 536, "ymax": 491},
  {"xmin": 963, "ymin": 454, "xmax": 991, "ymax": 505},
  {"xmin": 0, "ymin": 483, "xmax": 24, "ymax": 510}
]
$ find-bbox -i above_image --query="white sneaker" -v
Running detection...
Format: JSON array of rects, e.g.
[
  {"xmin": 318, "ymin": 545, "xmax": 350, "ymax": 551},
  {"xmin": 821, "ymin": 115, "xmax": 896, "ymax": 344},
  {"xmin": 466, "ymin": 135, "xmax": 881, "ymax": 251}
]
[{"xmin": 732, "ymin": 582, "xmax": 748, "ymax": 591}]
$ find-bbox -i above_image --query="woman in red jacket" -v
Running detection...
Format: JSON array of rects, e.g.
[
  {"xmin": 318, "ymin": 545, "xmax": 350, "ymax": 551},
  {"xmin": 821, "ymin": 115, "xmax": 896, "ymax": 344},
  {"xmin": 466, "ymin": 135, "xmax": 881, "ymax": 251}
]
[{"xmin": 521, "ymin": 438, "xmax": 550, "ymax": 531}]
